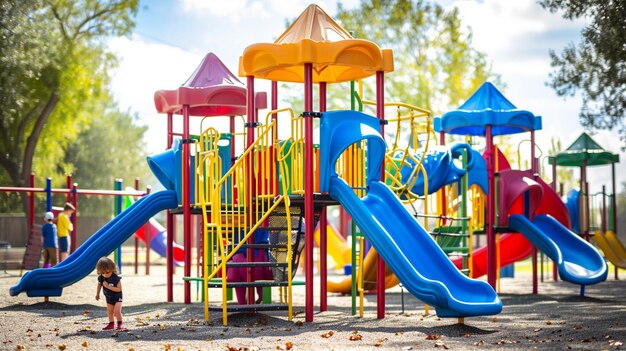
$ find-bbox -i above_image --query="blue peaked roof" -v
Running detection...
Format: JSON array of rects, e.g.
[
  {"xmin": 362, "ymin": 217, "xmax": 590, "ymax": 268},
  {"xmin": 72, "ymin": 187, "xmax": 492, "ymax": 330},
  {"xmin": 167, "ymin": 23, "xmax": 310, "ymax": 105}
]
[{"xmin": 434, "ymin": 82, "xmax": 542, "ymax": 136}]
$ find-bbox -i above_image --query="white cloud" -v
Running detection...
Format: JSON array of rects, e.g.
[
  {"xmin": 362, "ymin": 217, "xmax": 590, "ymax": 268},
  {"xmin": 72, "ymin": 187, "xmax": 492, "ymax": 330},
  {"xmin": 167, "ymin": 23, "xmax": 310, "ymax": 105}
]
[
  {"xmin": 180, "ymin": 0, "xmax": 248, "ymax": 21},
  {"xmin": 108, "ymin": 36, "xmax": 203, "ymax": 153}
]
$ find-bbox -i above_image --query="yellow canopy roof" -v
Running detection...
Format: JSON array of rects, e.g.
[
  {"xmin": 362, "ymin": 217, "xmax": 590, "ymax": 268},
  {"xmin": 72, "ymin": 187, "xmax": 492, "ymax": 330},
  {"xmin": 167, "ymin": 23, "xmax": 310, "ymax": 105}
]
[{"xmin": 239, "ymin": 4, "xmax": 393, "ymax": 83}]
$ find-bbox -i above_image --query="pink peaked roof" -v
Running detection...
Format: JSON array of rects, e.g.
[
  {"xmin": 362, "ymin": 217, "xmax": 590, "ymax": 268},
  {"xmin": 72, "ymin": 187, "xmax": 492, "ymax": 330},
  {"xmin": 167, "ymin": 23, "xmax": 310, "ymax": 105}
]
[{"xmin": 155, "ymin": 52, "xmax": 264, "ymax": 116}]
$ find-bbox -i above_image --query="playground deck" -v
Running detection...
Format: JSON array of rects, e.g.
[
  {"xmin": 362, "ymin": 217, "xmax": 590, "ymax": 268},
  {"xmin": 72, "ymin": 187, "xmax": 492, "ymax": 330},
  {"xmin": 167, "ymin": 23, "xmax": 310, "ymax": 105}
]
[{"xmin": 1, "ymin": 263, "xmax": 624, "ymax": 350}]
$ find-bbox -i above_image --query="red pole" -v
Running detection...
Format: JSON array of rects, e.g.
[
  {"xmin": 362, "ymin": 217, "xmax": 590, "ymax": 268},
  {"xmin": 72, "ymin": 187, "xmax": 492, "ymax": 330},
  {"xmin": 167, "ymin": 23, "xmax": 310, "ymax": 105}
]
[
  {"xmin": 304, "ymin": 63, "xmax": 314, "ymax": 322},
  {"xmin": 145, "ymin": 186, "xmax": 151, "ymax": 275},
  {"xmin": 71, "ymin": 183, "xmax": 78, "ymax": 252},
  {"xmin": 319, "ymin": 81, "xmax": 328, "ymax": 312},
  {"xmin": 485, "ymin": 125, "xmax": 496, "ymax": 289},
  {"xmin": 612, "ymin": 163, "xmax": 618, "ymax": 279},
  {"xmin": 376, "ymin": 70, "xmax": 386, "ymax": 319},
  {"xmin": 531, "ymin": 131, "xmax": 538, "ymax": 294},
  {"xmin": 28, "ymin": 173, "xmax": 35, "ymax": 237},
  {"xmin": 166, "ymin": 112, "xmax": 174, "ymax": 301},
  {"xmin": 246, "ymin": 75, "xmax": 256, "ymax": 305},
  {"xmin": 551, "ymin": 160, "xmax": 558, "ymax": 281},
  {"xmin": 167, "ymin": 210, "xmax": 174, "ymax": 302},
  {"xmin": 272, "ymin": 81, "xmax": 279, "ymax": 194},
  {"xmin": 182, "ymin": 104, "xmax": 192, "ymax": 304},
  {"xmin": 134, "ymin": 177, "xmax": 140, "ymax": 275}
]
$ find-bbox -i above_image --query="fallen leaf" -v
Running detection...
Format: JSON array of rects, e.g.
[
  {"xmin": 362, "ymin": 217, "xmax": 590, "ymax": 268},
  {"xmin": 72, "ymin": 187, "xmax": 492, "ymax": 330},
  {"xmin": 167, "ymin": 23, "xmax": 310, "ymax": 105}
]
[
  {"xmin": 159, "ymin": 324, "xmax": 166, "ymax": 331},
  {"xmin": 155, "ymin": 313, "xmax": 160, "ymax": 318},
  {"xmin": 546, "ymin": 320, "xmax": 552, "ymax": 325},
  {"xmin": 135, "ymin": 317, "xmax": 149, "ymax": 326},
  {"xmin": 492, "ymin": 317, "xmax": 498, "ymax": 322},
  {"xmin": 434, "ymin": 341, "xmax": 449, "ymax": 349},
  {"xmin": 425, "ymin": 334, "xmax": 441, "ymax": 340},
  {"xmin": 464, "ymin": 332, "xmax": 472, "ymax": 338},
  {"xmin": 610, "ymin": 340, "xmax": 623, "ymax": 346},
  {"xmin": 164, "ymin": 344, "xmax": 171, "ymax": 350},
  {"xmin": 534, "ymin": 328, "xmax": 542, "ymax": 332},
  {"xmin": 82, "ymin": 341, "xmax": 88, "ymax": 347},
  {"xmin": 294, "ymin": 321, "xmax": 303, "ymax": 327},
  {"xmin": 16, "ymin": 346, "xmax": 25, "ymax": 351},
  {"xmin": 58, "ymin": 344, "xmax": 66, "ymax": 350},
  {"xmin": 401, "ymin": 347, "xmax": 413, "ymax": 350},
  {"xmin": 285, "ymin": 341, "xmax": 293, "ymax": 350},
  {"xmin": 129, "ymin": 348, "xmax": 135, "ymax": 351},
  {"xmin": 321, "ymin": 331, "xmax": 334, "ymax": 338},
  {"xmin": 473, "ymin": 340, "xmax": 485, "ymax": 346},
  {"xmin": 349, "ymin": 334, "xmax": 362, "ymax": 341}
]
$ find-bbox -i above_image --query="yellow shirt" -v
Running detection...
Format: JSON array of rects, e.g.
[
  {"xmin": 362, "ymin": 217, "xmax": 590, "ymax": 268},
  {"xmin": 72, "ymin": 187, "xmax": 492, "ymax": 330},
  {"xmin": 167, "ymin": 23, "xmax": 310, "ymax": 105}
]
[{"xmin": 57, "ymin": 212, "xmax": 73, "ymax": 238}]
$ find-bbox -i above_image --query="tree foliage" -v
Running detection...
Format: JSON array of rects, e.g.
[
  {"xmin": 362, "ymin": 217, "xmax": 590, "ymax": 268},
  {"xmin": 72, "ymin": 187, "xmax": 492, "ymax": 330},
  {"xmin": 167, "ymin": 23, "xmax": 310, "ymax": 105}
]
[
  {"xmin": 538, "ymin": 0, "xmax": 626, "ymax": 144},
  {"xmin": 0, "ymin": 0, "xmax": 139, "ymax": 214},
  {"xmin": 334, "ymin": 0, "xmax": 501, "ymax": 113},
  {"xmin": 63, "ymin": 105, "xmax": 150, "ymax": 217}
]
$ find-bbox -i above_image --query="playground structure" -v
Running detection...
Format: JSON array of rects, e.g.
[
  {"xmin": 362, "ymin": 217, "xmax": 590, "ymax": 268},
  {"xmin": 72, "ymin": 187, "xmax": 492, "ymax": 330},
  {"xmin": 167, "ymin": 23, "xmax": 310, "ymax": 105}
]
[
  {"xmin": 7, "ymin": 3, "xmax": 621, "ymax": 328},
  {"xmin": 548, "ymin": 133, "xmax": 626, "ymax": 278}
]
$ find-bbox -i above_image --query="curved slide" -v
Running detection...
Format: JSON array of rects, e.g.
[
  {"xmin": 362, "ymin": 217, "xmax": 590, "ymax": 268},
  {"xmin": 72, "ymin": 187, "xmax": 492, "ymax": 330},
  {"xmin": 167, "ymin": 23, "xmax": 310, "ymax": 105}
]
[
  {"xmin": 10, "ymin": 190, "xmax": 178, "ymax": 297},
  {"xmin": 125, "ymin": 195, "xmax": 184, "ymax": 265},
  {"xmin": 508, "ymin": 214, "xmax": 607, "ymax": 285},
  {"xmin": 330, "ymin": 177, "xmax": 502, "ymax": 317},
  {"xmin": 321, "ymin": 110, "xmax": 501, "ymax": 317}
]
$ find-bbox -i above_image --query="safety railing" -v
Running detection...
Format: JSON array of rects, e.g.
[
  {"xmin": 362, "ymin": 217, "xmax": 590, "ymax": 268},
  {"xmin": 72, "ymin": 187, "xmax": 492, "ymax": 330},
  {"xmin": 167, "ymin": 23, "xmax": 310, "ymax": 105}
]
[{"xmin": 197, "ymin": 117, "xmax": 293, "ymax": 324}]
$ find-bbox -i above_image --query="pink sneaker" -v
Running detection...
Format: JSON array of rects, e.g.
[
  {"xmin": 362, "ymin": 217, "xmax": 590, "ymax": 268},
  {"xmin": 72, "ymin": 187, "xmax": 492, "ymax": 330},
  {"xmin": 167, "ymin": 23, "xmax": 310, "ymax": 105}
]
[
  {"xmin": 116, "ymin": 323, "xmax": 126, "ymax": 330},
  {"xmin": 102, "ymin": 323, "xmax": 115, "ymax": 330}
]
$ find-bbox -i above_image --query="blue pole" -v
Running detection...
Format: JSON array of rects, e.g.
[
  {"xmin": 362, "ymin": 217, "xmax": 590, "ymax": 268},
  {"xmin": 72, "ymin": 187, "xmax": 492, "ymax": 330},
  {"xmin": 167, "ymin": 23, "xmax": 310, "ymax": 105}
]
[
  {"xmin": 45, "ymin": 178, "xmax": 52, "ymax": 211},
  {"xmin": 115, "ymin": 179, "xmax": 123, "ymax": 272}
]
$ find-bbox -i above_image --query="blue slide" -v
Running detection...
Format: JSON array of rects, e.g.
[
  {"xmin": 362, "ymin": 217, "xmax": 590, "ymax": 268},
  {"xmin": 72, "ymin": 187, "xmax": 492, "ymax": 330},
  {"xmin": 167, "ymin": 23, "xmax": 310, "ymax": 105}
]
[
  {"xmin": 508, "ymin": 214, "xmax": 607, "ymax": 285},
  {"xmin": 321, "ymin": 110, "xmax": 502, "ymax": 318},
  {"xmin": 10, "ymin": 190, "xmax": 178, "ymax": 297}
]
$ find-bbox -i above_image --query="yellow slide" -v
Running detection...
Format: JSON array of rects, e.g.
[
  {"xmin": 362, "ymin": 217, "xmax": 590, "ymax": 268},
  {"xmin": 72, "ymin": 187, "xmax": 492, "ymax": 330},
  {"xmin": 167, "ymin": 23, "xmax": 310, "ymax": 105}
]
[
  {"xmin": 592, "ymin": 231, "xmax": 626, "ymax": 269},
  {"xmin": 313, "ymin": 223, "xmax": 352, "ymax": 270},
  {"xmin": 604, "ymin": 231, "xmax": 626, "ymax": 266},
  {"xmin": 327, "ymin": 247, "xmax": 399, "ymax": 293},
  {"xmin": 314, "ymin": 223, "xmax": 399, "ymax": 293}
]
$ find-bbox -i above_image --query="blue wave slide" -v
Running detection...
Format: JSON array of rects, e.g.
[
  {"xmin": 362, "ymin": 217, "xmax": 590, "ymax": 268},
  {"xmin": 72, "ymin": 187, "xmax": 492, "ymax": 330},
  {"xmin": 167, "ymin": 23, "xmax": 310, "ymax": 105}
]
[
  {"xmin": 321, "ymin": 110, "xmax": 501, "ymax": 318},
  {"xmin": 508, "ymin": 214, "xmax": 607, "ymax": 285},
  {"xmin": 10, "ymin": 190, "xmax": 178, "ymax": 297}
]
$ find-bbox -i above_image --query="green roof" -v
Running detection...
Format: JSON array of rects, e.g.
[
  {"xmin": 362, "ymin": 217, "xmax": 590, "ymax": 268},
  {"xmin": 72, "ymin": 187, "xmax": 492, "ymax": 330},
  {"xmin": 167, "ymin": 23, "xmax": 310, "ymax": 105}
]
[{"xmin": 548, "ymin": 132, "xmax": 619, "ymax": 167}]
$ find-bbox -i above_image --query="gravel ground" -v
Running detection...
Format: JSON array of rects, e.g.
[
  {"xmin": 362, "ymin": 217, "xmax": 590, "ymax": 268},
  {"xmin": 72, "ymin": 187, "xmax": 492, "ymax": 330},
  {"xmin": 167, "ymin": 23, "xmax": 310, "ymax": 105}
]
[{"xmin": 1, "ymin": 264, "xmax": 625, "ymax": 351}]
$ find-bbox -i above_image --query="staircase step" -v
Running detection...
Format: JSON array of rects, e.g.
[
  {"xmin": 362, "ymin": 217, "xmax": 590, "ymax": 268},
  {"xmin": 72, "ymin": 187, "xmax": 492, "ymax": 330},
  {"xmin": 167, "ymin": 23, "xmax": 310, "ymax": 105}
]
[
  {"xmin": 208, "ymin": 303, "xmax": 288, "ymax": 312},
  {"xmin": 240, "ymin": 243, "xmax": 288, "ymax": 250},
  {"xmin": 225, "ymin": 262, "xmax": 288, "ymax": 268},
  {"xmin": 207, "ymin": 280, "xmax": 291, "ymax": 288}
]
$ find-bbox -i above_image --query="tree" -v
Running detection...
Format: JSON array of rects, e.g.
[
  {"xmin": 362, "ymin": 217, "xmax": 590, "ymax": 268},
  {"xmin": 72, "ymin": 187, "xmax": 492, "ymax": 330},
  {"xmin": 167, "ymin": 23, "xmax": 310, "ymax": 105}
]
[
  {"xmin": 334, "ymin": 0, "xmax": 501, "ymax": 113},
  {"xmin": 538, "ymin": 0, "xmax": 626, "ymax": 144},
  {"xmin": 0, "ymin": 0, "xmax": 138, "ymax": 215},
  {"xmin": 63, "ymin": 104, "xmax": 150, "ymax": 217}
]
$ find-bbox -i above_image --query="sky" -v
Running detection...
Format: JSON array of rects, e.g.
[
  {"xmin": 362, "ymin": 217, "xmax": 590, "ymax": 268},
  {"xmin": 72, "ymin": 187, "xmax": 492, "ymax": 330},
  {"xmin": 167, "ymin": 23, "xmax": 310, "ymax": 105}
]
[{"xmin": 107, "ymin": 0, "xmax": 625, "ymax": 194}]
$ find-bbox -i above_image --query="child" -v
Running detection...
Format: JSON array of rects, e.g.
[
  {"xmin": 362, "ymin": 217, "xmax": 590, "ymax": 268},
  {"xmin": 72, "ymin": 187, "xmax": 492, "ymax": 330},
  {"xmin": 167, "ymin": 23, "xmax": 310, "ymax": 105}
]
[
  {"xmin": 57, "ymin": 203, "xmax": 75, "ymax": 262},
  {"xmin": 41, "ymin": 212, "xmax": 58, "ymax": 268},
  {"xmin": 95, "ymin": 257, "xmax": 124, "ymax": 330}
]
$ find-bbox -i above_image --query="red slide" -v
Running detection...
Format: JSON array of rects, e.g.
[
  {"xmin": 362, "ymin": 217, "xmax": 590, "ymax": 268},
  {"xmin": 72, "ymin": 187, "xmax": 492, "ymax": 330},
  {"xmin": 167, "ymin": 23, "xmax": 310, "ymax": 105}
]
[{"xmin": 453, "ymin": 150, "xmax": 570, "ymax": 277}]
